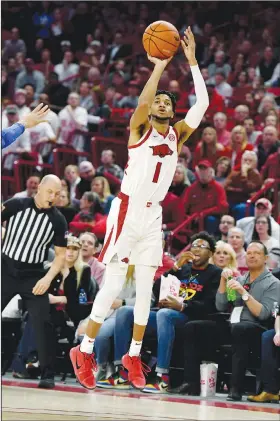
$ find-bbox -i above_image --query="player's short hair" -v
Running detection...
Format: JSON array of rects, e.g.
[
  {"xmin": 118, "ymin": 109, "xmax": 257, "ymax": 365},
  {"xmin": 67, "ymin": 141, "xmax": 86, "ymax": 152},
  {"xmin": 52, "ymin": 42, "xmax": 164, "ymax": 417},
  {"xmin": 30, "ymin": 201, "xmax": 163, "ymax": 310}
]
[
  {"xmin": 155, "ymin": 90, "xmax": 177, "ymax": 112},
  {"xmin": 190, "ymin": 231, "xmax": 216, "ymax": 253}
]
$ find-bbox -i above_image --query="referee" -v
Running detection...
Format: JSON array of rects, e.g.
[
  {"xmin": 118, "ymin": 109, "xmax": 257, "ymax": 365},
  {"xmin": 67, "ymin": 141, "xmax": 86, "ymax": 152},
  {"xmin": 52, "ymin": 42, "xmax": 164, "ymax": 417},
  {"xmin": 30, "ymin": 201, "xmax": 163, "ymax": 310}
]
[{"xmin": 2, "ymin": 174, "xmax": 67, "ymax": 388}]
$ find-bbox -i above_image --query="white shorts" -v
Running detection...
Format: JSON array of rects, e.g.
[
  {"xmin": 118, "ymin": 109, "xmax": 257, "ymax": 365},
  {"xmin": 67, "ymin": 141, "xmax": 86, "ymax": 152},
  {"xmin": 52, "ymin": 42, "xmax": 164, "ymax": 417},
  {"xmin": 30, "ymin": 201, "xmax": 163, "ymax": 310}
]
[{"xmin": 98, "ymin": 192, "xmax": 163, "ymax": 267}]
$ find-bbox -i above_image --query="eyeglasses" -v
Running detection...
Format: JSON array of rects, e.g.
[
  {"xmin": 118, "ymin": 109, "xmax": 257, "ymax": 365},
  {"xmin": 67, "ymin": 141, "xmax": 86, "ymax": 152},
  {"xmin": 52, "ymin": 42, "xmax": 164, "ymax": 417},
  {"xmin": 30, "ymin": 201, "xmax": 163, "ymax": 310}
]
[
  {"xmin": 221, "ymin": 221, "xmax": 234, "ymax": 225},
  {"xmin": 256, "ymin": 220, "xmax": 268, "ymax": 225},
  {"xmin": 191, "ymin": 244, "xmax": 211, "ymax": 250}
]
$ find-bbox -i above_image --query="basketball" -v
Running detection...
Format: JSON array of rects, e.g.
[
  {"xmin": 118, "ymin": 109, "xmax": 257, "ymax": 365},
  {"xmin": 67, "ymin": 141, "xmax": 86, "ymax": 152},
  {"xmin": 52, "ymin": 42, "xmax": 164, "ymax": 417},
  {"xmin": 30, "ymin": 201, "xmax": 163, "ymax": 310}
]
[{"xmin": 142, "ymin": 21, "xmax": 180, "ymax": 60}]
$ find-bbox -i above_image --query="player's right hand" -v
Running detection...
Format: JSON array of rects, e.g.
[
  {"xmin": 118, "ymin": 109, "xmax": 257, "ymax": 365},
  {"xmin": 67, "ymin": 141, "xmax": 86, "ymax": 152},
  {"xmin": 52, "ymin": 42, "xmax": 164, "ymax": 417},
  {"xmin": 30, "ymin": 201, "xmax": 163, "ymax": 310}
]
[{"xmin": 147, "ymin": 54, "xmax": 173, "ymax": 67}]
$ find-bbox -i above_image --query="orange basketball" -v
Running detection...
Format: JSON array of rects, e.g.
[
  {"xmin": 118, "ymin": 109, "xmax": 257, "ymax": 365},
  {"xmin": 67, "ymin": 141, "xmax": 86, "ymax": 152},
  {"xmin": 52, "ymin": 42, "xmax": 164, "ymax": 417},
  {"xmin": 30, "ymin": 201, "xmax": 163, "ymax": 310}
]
[{"xmin": 142, "ymin": 20, "xmax": 180, "ymax": 60}]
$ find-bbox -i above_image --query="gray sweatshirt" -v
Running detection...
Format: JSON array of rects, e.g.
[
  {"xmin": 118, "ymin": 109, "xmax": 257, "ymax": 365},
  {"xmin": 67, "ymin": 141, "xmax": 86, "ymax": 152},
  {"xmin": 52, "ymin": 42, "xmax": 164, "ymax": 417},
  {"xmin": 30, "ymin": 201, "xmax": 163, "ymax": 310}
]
[{"xmin": 216, "ymin": 268, "xmax": 280, "ymax": 325}]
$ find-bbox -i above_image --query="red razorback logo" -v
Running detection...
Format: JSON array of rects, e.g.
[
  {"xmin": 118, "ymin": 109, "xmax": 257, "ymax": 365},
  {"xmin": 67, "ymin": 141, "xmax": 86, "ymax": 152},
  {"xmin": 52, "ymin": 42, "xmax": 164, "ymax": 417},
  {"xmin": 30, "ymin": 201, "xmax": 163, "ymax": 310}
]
[{"xmin": 149, "ymin": 144, "xmax": 173, "ymax": 158}]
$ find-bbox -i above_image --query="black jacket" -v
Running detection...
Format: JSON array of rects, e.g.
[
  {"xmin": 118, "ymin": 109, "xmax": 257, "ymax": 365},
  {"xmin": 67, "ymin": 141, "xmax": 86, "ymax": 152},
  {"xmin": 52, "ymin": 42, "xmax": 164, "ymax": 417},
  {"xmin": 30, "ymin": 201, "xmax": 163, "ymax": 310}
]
[{"xmin": 49, "ymin": 265, "xmax": 99, "ymax": 327}]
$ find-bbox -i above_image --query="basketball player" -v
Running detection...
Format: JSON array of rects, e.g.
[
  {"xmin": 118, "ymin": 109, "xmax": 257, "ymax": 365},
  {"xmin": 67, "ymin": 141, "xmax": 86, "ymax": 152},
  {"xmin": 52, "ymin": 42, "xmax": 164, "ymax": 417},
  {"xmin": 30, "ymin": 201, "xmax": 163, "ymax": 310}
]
[
  {"xmin": 1, "ymin": 103, "xmax": 49, "ymax": 149},
  {"xmin": 70, "ymin": 27, "xmax": 209, "ymax": 390}
]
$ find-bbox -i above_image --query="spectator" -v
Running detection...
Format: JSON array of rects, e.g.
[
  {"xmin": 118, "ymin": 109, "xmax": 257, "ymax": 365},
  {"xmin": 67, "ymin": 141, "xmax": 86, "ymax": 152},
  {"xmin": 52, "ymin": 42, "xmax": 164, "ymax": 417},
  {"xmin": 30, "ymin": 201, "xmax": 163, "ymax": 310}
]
[
  {"xmin": 64, "ymin": 165, "xmax": 81, "ymax": 201},
  {"xmin": 43, "ymin": 72, "xmax": 70, "ymax": 109},
  {"xmin": 261, "ymin": 144, "xmax": 280, "ymax": 181},
  {"xmin": 115, "ymin": 81, "xmax": 139, "ymax": 109},
  {"xmin": 252, "ymin": 216, "xmax": 280, "ymax": 267},
  {"xmin": 247, "ymin": 303, "xmax": 280, "ymax": 404},
  {"xmin": 54, "ymin": 51, "xmax": 79, "ymax": 90},
  {"xmin": 75, "ymin": 161, "xmax": 96, "ymax": 199},
  {"xmin": 168, "ymin": 80, "xmax": 188, "ymax": 108},
  {"xmin": 210, "ymin": 240, "xmax": 239, "ymax": 272},
  {"xmin": 216, "ymin": 241, "xmax": 280, "ymax": 401},
  {"xmin": 257, "ymin": 95, "xmax": 278, "ymax": 123},
  {"xmin": 237, "ymin": 198, "xmax": 280, "ymax": 244},
  {"xmin": 224, "ymin": 151, "xmax": 262, "ymax": 220},
  {"xmin": 79, "ymin": 232, "xmax": 105, "ymax": 286},
  {"xmin": 100, "ymin": 232, "xmax": 221, "ymax": 393},
  {"xmin": 33, "ymin": 49, "xmax": 54, "ymax": 81},
  {"xmin": 32, "ymin": 3, "xmax": 54, "ymax": 39},
  {"xmin": 88, "ymin": 87, "xmax": 111, "ymax": 122},
  {"xmin": 97, "ymin": 150, "xmax": 124, "ymax": 181},
  {"xmin": 15, "ymin": 58, "xmax": 45, "ymax": 99},
  {"xmin": 214, "ymin": 71, "xmax": 233, "ymax": 100},
  {"xmin": 2, "ymin": 105, "xmax": 31, "ymax": 170},
  {"xmin": 217, "ymin": 215, "xmax": 235, "ymax": 242},
  {"xmin": 257, "ymin": 125, "xmax": 280, "ymax": 171},
  {"xmin": 168, "ymin": 163, "xmax": 190, "ymax": 197},
  {"xmin": 105, "ymin": 31, "xmax": 132, "ymax": 65},
  {"xmin": 234, "ymin": 105, "xmax": 250, "ymax": 125},
  {"xmin": 57, "ymin": 93, "xmax": 88, "ymax": 151},
  {"xmin": 256, "ymin": 47, "xmax": 279, "ymax": 83},
  {"xmin": 177, "ymin": 152, "xmax": 196, "ymax": 184},
  {"xmin": 214, "ymin": 156, "xmax": 232, "ymax": 185},
  {"xmin": 50, "ymin": 8, "xmax": 65, "ymax": 39},
  {"xmin": 2, "ymin": 27, "xmax": 26, "ymax": 62},
  {"xmin": 193, "ymin": 126, "xmax": 225, "ymax": 168},
  {"xmin": 37, "ymin": 93, "xmax": 59, "ymax": 136},
  {"xmin": 2, "ymin": 89, "xmax": 30, "ymax": 127},
  {"xmin": 182, "ymin": 160, "xmax": 229, "ymax": 235},
  {"xmin": 23, "ymin": 83, "xmax": 35, "ymax": 106},
  {"xmin": 226, "ymin": 125, "xmax": 253, "ymax": 168},
  {"xmin": 227, "ymin": 227, "xmax": 247, "ymax": 269},
  {"xmin": 91, "ymin": 176, "xmax": 115, "ymax": 215},
  {"xmin": 161, "ymin": 191, "xmax": 185, "ymax": 233},
  {"xmin": 28, "ymin": 111, "xmax": 56, "ymax": 155},
  {"xmin": 208, "ymin": 51, "xmax": 231, "ymax": 78},
  {"xmin": 264, "ymin": 113, "xmax": 279, "ymax": 129},
  {"xmin": 13, "ymin": 175, "xmax": 41, "ymax": 198},
  {"xmin": 56, "ymin": 188, "xmax": 77, "ymax": 226},
  {"xmin": 213, "ymin": 112, "xmax": 231, "ymax": 147},
  {"xmin": 79, "ymin": 81, "xmax": 93, "ymax": 111},
  {"xmin": 243, "ymin": 118, "xmax": 262, "ymax": 145},
  {"xmin": 70, "ymin": 192, "xmax": 104, "ymax": 234},
  {"xmin": 264, "ymin": 62, "xmax": 280, "ymax": 87}
]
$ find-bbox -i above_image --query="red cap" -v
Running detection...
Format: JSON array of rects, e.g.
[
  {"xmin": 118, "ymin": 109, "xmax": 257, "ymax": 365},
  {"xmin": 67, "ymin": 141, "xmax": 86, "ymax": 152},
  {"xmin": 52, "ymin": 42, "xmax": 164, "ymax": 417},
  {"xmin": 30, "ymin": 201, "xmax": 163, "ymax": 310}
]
[
  {"xmin": 255, "ymin": 198, "xmax": 272, "ymax": 211},
  {"xmin": 197, "ymin": 160, "xmax": 212, "ymax": 169}
]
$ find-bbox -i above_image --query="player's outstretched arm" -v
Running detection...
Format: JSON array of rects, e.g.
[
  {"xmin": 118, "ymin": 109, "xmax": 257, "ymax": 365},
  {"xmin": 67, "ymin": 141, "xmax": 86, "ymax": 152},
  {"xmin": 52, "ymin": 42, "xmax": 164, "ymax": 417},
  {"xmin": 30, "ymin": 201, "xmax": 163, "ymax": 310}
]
[
  {"xmin": 130, "ymin": 55, "xmax": 172, "ymax": 131},
  {"xmin": 174, "ymin": 27, "xmax": 209, "ymax": 150}
]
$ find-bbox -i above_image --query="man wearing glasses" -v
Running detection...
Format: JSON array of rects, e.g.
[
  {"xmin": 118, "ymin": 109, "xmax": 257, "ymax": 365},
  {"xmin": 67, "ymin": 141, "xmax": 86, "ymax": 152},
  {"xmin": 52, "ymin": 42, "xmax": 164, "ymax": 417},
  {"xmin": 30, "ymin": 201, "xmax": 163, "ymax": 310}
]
[
  {"xmin": 218, "ymin": 215, "xmax": 235, "ymax": 242},
  {"xmin": 106, "ymin": 231, "xmax": 221, "ymax": 394}
]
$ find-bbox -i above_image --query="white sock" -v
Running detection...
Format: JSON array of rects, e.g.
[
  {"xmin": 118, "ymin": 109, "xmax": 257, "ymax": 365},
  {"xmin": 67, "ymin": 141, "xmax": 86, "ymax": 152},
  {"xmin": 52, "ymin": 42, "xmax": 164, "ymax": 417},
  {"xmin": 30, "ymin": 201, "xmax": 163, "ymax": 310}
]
[
  {"xmin": 128, "ymin": 339, "xmax": 142, "ymax": 357},
  {"xmin": 80, "ymin": 334, "xmax": 95, "ymax": 354}
]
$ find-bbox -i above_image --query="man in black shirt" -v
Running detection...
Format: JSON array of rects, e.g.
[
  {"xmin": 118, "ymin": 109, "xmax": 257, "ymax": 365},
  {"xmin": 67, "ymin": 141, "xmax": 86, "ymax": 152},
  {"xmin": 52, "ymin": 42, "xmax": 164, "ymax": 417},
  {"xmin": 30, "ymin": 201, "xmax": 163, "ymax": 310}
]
[
  {"xmin": 2, "ymin": 174, "xmax": 67, "ymax": 388},
  {"xmin": 98, "ymin": 232, "xmax": 221, "ymax": 393}
]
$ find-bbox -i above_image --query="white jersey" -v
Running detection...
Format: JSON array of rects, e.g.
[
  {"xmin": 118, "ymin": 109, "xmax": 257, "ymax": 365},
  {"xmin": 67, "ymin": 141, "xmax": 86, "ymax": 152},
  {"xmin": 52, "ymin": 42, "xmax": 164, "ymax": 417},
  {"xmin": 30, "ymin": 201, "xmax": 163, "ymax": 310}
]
[{"xmin": 121, "ymin": 125, "xmax": 178, "ymax": 203}]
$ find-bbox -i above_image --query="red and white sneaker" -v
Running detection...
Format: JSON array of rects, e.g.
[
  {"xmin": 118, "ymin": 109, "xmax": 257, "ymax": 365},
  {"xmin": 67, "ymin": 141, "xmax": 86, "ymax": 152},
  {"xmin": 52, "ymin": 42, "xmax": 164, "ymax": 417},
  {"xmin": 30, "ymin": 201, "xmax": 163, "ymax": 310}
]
[
  {"xmin": 122, "ymin": 353, "xmax": 151, "ymax": 390},
  {"xmin": 70, "ymin": 345, "xmax": 97, "ymax": 390}
]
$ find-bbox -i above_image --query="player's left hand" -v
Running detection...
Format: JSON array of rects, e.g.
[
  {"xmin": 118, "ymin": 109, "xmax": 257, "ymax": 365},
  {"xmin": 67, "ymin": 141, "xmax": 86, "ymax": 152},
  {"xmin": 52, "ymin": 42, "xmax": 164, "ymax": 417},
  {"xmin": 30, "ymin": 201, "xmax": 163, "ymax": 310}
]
[
  {"xmin": 147, "ymin": 54, "xmax": 173, "ymax": 67},
  {"xmin": 227, "ymin": 279, "xmax": 245, "ymax": 295},
  {"xmin": 33, "ymin": 276, "xmax": 52, "ymax": 295},
  {"xmin": 159, "ymin": 296, "xmax": 182, "ymax": 311},
  {"xmin": 181, "ymin": 26, "xmax": 196, "ymax": 63},
  {"xmin": 20, "ymin": 103, "xmax": 49, "ymax": 129}
]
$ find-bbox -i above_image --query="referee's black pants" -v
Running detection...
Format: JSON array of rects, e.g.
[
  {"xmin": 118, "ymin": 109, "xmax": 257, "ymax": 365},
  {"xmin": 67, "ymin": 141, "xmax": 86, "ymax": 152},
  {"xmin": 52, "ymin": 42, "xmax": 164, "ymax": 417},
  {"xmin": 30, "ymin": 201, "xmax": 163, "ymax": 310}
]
[{"xmin": 1, "ymin": 257, "xmax": 55, "ymax": 376}]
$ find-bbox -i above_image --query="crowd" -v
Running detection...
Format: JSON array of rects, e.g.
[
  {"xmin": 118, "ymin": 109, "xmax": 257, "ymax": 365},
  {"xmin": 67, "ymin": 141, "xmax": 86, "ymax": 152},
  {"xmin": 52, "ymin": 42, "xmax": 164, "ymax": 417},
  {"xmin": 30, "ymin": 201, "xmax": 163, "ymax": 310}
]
[{"xmin": 1, "ymin": 1, "xmax": 280, "ymax": 403}]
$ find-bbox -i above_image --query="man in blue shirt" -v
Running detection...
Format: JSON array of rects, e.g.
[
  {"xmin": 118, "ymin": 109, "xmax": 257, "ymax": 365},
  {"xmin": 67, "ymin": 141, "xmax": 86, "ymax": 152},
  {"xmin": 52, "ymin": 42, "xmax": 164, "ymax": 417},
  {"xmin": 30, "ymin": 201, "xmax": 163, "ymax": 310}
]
[{"xmin": 2, "ymin": 103, "xmax": 49, "ymax": 149}]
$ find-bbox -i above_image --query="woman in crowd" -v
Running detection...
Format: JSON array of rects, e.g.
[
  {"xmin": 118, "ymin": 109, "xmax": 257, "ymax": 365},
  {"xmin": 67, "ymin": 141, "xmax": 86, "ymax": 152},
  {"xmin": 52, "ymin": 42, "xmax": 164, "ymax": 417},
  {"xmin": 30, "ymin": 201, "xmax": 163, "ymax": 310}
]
[
  {"xmin": 193, "ymin": 126, "xmax": 225, "ymax": 168},
  {"xmin": 12, "ymin": 235, "xmax": 98, "ymax": 378},
  {"xmin": 214, "ymin": 156, "xmax": 231, "ymax": 185},
  {"xmin": 64, "ymin": 165, "xmax": 81, "ymax": 201},
  {"xmin": 224, "ymin": 125, "xmax": 254, "ymax": 168},
  {"xmin": 210, "ymin": 240, "xmax": 239, "ymax": 273},
  {"xmin": 80, "ymin": 232, "xmax": 105, "ymax": 286},
  {"xmin": 56, "ymin": 188, "xmax": 77, "ymax": 226},
  {"xmin": 252, "ymin": 215, "xmax": 280, "ymax": 269},
  {"xmin": 256, "ymin": 94, "xmax": 279, "ymax": 126},
  {"xmin": 91, "ymin": 176, "xmax": 115, "ymax": 214},
  {"xmin": 227, "ymin": 227, "xmax": 248, "ymax": 271},
  {"xmin": 168, "ymin": 163, "xmax": 191, "ymax": 197},
  {"xmin": 224, "ymin": 151, "xmax": 262, "ymax": 220}
]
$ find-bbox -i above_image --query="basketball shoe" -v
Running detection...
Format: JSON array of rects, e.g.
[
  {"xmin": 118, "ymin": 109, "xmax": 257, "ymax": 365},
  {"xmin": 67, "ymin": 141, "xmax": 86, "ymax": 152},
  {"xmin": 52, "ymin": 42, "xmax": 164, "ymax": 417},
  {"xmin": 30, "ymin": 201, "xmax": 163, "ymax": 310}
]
[
  {"xmin": 97, "ymin": 367, "xmax": 131, "ymax": 389},
  {"xmin": 122, "ymin": 353, "xmax": 150, "ymax": 390},
  {"xmin": 143, "ymin": 374, "xmax": 169, "ymax": 394},
  {"xmin": 70, "ymin": 345, "xmax": 97, "ymax": 389}
]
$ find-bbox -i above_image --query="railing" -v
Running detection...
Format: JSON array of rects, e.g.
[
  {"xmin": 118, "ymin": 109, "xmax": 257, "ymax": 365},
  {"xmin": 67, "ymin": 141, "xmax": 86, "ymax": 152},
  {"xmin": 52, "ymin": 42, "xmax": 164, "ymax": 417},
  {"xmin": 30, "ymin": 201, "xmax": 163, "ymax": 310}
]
[
  {"xmin": 52, "ymin": 147, "xmax": 90, "ymax": 178},
  {"xmin": 246, "ymin": 179, "xmax": 280, "ymax": 219}
]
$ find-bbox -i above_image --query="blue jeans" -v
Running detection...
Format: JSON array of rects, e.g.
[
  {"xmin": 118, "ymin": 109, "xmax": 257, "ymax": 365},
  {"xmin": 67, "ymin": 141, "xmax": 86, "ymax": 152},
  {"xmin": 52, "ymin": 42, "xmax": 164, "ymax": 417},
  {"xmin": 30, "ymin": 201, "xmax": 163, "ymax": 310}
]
[
  {"xmin": 114, "ymin": 306, "xmax": 188, "ymax": 374},
  {"xmin": 261, "ymin": 329, "xmax": 279, "ymax": 394},
  {"xmin": 94, "ymin": 317, "xmax": 116, "ymax": 366},
  {"xmin": 11, "ymin": 317, "xmax": 37, "ymax": 373}
]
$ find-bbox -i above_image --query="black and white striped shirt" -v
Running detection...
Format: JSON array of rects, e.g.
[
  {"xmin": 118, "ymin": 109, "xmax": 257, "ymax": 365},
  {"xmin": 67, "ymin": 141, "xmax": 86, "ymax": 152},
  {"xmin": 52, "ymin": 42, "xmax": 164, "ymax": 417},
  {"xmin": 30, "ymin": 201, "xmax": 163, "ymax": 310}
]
[{"xmin": 2, "ymin": 198, "xmax": 67, "ymax": 268}]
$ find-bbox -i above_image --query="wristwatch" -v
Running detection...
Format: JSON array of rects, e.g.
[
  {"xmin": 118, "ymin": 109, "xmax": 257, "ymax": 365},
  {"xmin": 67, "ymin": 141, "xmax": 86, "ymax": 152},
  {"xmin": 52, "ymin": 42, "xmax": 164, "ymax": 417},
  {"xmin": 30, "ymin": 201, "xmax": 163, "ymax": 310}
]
[{"xmin": 242, "ymin": 293, "xmax": 249, "ymax": 302}]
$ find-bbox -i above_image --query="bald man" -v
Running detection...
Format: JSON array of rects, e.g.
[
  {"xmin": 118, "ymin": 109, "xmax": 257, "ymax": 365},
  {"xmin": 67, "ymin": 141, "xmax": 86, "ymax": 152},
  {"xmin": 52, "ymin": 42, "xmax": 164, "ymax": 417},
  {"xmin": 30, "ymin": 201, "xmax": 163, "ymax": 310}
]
[
  {"xmin": 257, "ymin": 125, "xmax": 280, "ymax": 170},
  {"xmin": 2, "ymin": 174, "xmax": 67, "ymax": 389}
]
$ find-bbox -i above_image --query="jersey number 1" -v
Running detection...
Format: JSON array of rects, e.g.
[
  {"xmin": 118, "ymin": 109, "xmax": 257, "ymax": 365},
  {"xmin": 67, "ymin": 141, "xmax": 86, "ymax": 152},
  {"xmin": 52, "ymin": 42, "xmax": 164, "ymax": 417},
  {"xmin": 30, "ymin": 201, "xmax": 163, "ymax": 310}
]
[{"xmin": 152, "ymin": 162, "xmax": 162, "ymax": 183}]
